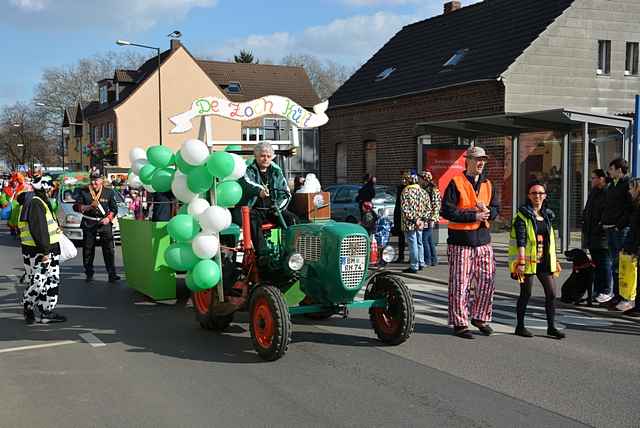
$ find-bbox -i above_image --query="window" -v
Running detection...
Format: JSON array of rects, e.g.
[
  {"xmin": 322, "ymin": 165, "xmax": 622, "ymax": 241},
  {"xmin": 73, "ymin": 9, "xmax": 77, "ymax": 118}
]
[
  {"xmin": 225, "ymin": 82, "xmax": 241, "ymax": 93},
  {"xmin": 375, "ymin": 67, "xmax": 396, "ymax": 81},
  {"xmin": 625, "ymin": 42, "xmax": 639, "ymax": 75},
  {"xmin": 336, "ymin": 143, "xmax": 348, "ymax": 183},
  {"xmin": 597, "ymin": 40, "xmax": 611, "ymax": 75},
  {"xmin": 93, "ymin": 126, "xmax": 99, "ymax": 144},
  {"xmin": 99, "ymin": 85, "xmax": 108, "ymax": 104},
  {"xmin": 102, "ymin": 124, "xmax": 107, "ymax": 140},
  {"xmin": 443, "ymin": 49, "xmax": 468, "ymax": 67},
  {"xmin": 107, "ymin": 122, "xmax": 114, "ymax": 138}
]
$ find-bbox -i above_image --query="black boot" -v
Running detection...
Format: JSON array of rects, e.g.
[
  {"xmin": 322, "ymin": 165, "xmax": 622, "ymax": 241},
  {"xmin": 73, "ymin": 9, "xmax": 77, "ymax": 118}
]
[
  {"xmin": 23, "ymin": 304, "xmax": 35, "ymax": 324},
  {"xmin": 515, "ymin": 325, "xmax": 533, "ymax": 337},
  {"xmin": 38, "ymin": 311, "xmax": 67, "ymax": 324},
  {"xmin": 547, "ymin": 326, "xmax": 565, "ymax": 339}
]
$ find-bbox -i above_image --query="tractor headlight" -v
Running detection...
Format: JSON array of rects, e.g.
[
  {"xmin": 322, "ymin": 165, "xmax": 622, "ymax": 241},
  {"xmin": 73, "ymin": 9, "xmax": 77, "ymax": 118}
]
[
  {"xmin": 381, "ymin": 246, "xmax": 398, "ymax": 263},
  {"xmin": 288, "ymin": 253, "xmax": 305, "ymax": 271}
]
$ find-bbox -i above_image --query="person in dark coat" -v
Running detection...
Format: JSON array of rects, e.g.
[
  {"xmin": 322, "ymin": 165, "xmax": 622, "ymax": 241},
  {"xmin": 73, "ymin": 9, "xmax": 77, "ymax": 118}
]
[
  {"xmin": 582, "ymin": 168, "xmax": 611, "ymax": 302},
  {"xmin": 356, "ymin": 174, "xmax": 376, "ymax": 213},
  {"xmin": 601, "ymin": 158, "xmax": 633, "ymax": 305},
  {"xmin": 151, "ymin": 191, "xmax": 175, "ymax": 222},
  {"xmin": 73, "ymin": 170, "xmax": 119, "ymax": 283}
]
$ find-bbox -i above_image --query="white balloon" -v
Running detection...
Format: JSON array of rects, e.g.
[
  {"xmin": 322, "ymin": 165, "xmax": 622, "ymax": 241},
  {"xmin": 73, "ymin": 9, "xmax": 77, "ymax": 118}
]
[
  {"xmin": 131, "ymin": 158, "xmax": 149, "ymax": 175},
  {"xmin": 192, "ymin": 232, "xmax": 220, "ymax": 259},
  {"xmin": 188, "ymin": 197, "xmax": 210, "ymax": 217},
  {"xmin": 129, "ymin": 147, "xmax": 147, "ymax": 164},
  {"xmin": 226, "ymin": 153, "xmax": 247, "ymax": 180},
  {"xmin": 181, "ymin": 139, "xmax": 209, "ymax": 166},
  {"xmin": 171, "ymin": 172, "xmax": 197, "ymax": 203},
  {"xmin": 128, "ymin": 173, "xmax": 143, "ymax": 189},
  {"xmin": 199, "ymin": 206, "xmax": 232, "ymax": 233},
  {"xmin": 143, "ymin": 183, "xmax": 156, "ymax": 193}
]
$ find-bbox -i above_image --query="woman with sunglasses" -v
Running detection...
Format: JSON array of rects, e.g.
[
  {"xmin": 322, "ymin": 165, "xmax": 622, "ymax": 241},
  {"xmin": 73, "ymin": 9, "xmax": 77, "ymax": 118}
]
[{"xmin": 509, "ymin": 181, "xmax": 565, "ymax": 339}]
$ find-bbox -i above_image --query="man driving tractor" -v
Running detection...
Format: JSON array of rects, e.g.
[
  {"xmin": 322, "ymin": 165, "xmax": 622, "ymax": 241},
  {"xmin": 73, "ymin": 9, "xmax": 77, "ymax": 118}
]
[{"xmin": 234, "ymin": 142, "xmax": 298, "ymax": 265}]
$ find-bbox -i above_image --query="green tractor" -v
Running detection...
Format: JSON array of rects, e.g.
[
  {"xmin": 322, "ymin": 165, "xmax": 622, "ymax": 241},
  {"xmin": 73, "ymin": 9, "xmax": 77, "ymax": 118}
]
[{"xmin": 193, "ymin": 194, "xmax": 415, "ymax": 361}]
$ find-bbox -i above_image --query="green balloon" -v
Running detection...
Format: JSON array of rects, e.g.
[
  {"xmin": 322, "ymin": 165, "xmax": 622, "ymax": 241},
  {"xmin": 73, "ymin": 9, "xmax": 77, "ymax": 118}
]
[
  {"xmin": 225, "ymin": 144, "xmax": 242, "ymax": 152},
  {"xmin": 147, "ymin": 146, "xmax": 174, "ymax": 169},
  {"xmin": 175, "ymin": 151, "xmax": 195, "ymax": 174},
  {"xmin": 49, "ymin": 198, "xmax": 58, "ymax": 212},
  {"xmin": 191, "ymin": 259, "xmax": 221, "ymax": 290},
  {"xmin": 185, "ymin": 272, "xmax": 207, "ymax": 292},
  {"xmin": 187, "ymin": 165, "xmax": 213, "ymax": 193},
  {"xmin": 0, "ymin": 194, "xmax": 7, "ymax": 206},
  {"xmin": 216, "ymin": 180, "xmax": 243, "ymax": 208},
  {"xmin": 151, "ymin": 168, "xmax": 174, "ymax": 193},
  {"xmin": 206, "ymin": 151, "xmax": 234, "ymax": 179},
  {"xmin": 164, "ymin": 242, "xmax": 199, "ymax": 271},
  {"xmin": 167, "ymin": 214, "xmax": 200, "ymax": 242},
  {"xmin": 139, "ymin": 163, "xmax": 157, "ymax": 184}
]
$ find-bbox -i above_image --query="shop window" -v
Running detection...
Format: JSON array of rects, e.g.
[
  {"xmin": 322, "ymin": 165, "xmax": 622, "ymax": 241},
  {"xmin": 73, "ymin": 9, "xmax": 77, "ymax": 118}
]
[
  {"xmin": 625, "ymin": 42, "xmax": 639, "ymax": 76},
  {"xmin": 597, "ymin": 40, "xmax": 611, "ymax": 75}
]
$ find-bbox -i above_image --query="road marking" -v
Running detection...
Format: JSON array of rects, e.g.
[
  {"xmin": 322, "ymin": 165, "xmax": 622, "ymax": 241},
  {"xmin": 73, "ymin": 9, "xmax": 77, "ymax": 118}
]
[
  {"xmin": 0, "ymin": 340, "xmax": 77, "ymax": 354},
  {"xmin": 79, "ymin": 333, "xmax": 106, "ymax": 348}
]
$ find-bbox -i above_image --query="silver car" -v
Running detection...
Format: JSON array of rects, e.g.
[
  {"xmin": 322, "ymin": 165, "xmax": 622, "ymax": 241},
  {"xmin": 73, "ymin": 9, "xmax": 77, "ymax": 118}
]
[
  {"xmin": 324, "ymin": 184, "xmax": 396, "ymax": 224},
  {"xmin": 57, "ymin": 183, "xmax": 127, "ymax": 243}
]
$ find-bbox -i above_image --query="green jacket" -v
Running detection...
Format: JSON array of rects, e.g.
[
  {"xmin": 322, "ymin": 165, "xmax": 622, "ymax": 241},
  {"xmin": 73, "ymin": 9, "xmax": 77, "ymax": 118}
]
[{"xmin": 238, "ymin": 161, "xmax": 290, "ymax": 209}]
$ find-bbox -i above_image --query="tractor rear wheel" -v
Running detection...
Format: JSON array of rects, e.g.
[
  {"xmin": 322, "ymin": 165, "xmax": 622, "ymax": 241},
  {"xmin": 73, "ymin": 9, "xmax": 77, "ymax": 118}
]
[
  {"xmin": 364, "ymin": 274, "xmax": 415, "ymax": 345},
  {"xmin": 249, "ymin": 285, "xmax": 291, "ymax": 361},
  {"xmin": 193, "ymin": 289, "xmax": 234, "ymax": 331}
]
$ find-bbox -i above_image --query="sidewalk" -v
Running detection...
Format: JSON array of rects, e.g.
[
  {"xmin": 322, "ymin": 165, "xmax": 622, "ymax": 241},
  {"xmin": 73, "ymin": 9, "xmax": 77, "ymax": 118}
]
[{"xmin": 380, "ymin": 240, "xmax": 640, "ymax": 324}]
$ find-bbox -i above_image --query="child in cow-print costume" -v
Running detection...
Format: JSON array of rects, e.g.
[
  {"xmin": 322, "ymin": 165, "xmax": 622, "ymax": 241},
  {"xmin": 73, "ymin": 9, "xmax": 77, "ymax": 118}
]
[{"xmin": 18, "ymin": 176, "xmax": 66, "ymax": 324}]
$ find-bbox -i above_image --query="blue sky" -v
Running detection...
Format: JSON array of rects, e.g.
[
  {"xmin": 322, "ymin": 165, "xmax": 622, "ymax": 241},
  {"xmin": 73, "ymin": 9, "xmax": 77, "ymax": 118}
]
[{"xmin": 0, "ymin": 0, "xmax": 479, "ymax": 106}]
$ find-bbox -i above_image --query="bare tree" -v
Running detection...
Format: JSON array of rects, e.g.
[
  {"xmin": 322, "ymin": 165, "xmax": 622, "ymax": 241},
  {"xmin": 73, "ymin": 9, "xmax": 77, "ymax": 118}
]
[
  {"xmin": 280, "ymin": 54, "xmax": 354, "ymax": 100},
  {"xmin": 0, "ymin": 103, "xmax": 56, "ymax": 170}
]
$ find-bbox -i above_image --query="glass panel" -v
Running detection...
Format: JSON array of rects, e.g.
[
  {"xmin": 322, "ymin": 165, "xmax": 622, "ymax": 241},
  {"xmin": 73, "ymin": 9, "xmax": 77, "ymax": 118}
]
[
  {"xmin": 569, "ymin": 131, "xmax": 585, "ymax": 250},
  {"xmin": 518, "ymin": 131, "xmax": 564, "ymax": 249}
]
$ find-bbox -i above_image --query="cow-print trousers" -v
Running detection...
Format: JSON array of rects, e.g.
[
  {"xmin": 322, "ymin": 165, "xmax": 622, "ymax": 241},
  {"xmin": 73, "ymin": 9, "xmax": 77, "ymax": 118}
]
[{"xmin": 22, "ymin": 245, "xmax": 61, "ymax": 313}]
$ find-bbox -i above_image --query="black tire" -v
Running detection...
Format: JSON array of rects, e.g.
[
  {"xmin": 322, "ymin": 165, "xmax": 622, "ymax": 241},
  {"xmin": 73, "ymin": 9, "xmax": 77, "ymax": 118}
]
[
  {"xmin": 194, "ymin": 289, "xmax": 234, "ymax": 332},
  {"xmin": 249, "ymin": 285, "xmax": 292, "ymax": 361},
  {"xmin": 364, "ymin": 274, "xmax": 415, "ymax": 345}
]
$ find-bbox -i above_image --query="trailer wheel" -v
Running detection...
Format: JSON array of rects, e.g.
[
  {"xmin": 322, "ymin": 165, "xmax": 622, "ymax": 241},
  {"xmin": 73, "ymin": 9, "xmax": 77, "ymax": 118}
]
[
  {"xmin": 194, "ymin": 289, "xmax": 234, "ymax": 331},
  {"xmin": 364, "ymin": 274, "xmax": 415, "ymax": 345},
  {"xmin": 249, "ymin": 285, "xmax": 291, "ymax": 361}
]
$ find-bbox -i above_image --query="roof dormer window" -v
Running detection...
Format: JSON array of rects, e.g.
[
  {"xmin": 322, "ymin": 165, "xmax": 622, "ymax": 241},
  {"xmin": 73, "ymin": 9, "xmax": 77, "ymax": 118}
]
[
  {"xmin": 375, "ymin": 67, "xmax": 396, "ymax": 81},
  {"xmin": 443, "ymin": 49, "xmax": 468, "ymax": 67},
  {"xmin": 99, "ymin": 85, "xmax": 108, "ymax": 104},
  {"xmin": 225, "ymin": 82, "xmax": 242, "ymax": 93}
]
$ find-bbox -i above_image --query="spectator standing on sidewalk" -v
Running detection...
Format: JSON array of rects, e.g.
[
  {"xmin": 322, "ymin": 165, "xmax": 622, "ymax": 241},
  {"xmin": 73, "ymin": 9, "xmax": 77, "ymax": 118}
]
[
  {"xmin": 619, "ymin": 178, "xmax": 640, "ymax": 316},
  {"xmin": 441, "ymin": 146, "xmax": 499, "ymax": 339},
  {"xmin": 419, "ymin": 171, "xmax": 441, "ymax": 267},
  {"xmin": 582, "ymin": 169, "xmax": 611, "ymax": 302},
  {"xmin": 393, "ymin": 172, "xmax": 409, "ymax": 263},
  {"xmin": 17, "ymin": 175, "xmax": 66, "ymax": 324},
  {"xmin": 601, "ymin": 158, "xmax": 633, "ymax": 306},
  {"xmin": 400, "ymin": 173, "xmax": 429, "ymax": 274},
  {"xmin": 510, "ymin": 181, "xmax": 565, "ymax": 339}
]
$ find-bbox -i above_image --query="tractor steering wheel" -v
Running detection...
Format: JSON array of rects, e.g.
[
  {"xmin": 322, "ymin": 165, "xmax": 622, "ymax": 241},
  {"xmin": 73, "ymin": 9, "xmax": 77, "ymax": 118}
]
[{"xmin": 254, "ymin": 187, "xmax": 292, "ymax": 212}]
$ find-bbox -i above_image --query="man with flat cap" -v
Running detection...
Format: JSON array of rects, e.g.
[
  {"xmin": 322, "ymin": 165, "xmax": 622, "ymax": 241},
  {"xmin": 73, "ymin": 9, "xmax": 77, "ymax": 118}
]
[
  {"xmin": 73, "ymin": 170, "xmax": 120, "ymax": 283},
  {"xmin": 441, "ymin": 146, "xmax": 499, "ymax": 339}
]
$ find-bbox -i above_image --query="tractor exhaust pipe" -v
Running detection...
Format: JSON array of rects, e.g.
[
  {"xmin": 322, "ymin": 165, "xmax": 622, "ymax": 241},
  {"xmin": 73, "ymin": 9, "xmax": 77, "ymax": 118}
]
[{"xmin": 241, "ymin": 206, "xmax": 253, "ymax": 250}]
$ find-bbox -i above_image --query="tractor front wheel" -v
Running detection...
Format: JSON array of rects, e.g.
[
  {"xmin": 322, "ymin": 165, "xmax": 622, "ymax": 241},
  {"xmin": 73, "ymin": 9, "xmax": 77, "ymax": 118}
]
[
  {"xmin": 364, "ymin": 274, "xmax": 415, "ymax": 345},
  {"xmin": 249, "ymin": 285, "xmax": 292, "ymax": 361},
  {"xmin": 194, "ymin": 289, "xmax": 234, "ymax": 331}
]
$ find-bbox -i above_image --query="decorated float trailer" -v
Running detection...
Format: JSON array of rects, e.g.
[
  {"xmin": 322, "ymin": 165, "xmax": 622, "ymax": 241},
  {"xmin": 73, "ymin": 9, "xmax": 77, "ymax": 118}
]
[{"xmin": 120, "ymin": 95, "xmax": 415, "ymax": 360}]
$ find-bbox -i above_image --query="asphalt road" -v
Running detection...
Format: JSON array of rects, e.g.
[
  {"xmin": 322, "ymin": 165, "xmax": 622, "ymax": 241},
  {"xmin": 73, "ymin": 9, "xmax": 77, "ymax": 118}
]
[{"xmin": 1, "ymin": 223, "xmax": 639, "ymax": 428}]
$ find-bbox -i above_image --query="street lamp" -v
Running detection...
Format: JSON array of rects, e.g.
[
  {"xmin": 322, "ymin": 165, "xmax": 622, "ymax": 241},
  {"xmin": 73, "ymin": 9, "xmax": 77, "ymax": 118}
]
[{"xmin": 116, "ymin": 39, "xmax": 163, "ymax": 146}]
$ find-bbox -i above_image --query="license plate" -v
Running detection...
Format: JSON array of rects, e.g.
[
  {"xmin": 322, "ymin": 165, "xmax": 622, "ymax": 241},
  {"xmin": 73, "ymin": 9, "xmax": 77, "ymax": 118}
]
[{"xmin": 340, "ymin": 256, "xmax": 365, "ymax": 273}]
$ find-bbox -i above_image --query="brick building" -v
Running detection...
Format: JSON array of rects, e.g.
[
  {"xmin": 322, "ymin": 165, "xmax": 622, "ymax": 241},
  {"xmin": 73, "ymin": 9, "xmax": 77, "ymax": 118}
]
[{"xmin": 320, "ymin": 0, "xmax": 639, "ymax": 250}]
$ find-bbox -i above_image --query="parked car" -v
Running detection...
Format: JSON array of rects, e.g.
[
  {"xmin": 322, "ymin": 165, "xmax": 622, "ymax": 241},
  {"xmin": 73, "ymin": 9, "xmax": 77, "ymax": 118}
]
[
  {"xmin": 324, "ymin": 184, "xmax": 396, "ymax": 225},
  {"xmin": 56, "ymin": 172, "xmax": 128, "ymax": 244}
]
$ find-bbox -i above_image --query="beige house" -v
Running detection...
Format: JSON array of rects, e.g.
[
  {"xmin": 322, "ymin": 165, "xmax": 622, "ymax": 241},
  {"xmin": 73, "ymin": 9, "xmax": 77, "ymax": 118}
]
[
  {"xmin": 62, "ymin": 102, "xmax": 91, "ymax": 170},
  {"xmin": 80, "ymin": 40, "xmax": 318, "ymax": 173}
]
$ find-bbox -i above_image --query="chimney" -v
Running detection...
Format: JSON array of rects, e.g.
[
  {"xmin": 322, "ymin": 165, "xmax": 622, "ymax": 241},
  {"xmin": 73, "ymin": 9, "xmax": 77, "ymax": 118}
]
[
  {"xmin": 170, "ymin": 39, "xmax": 181, "ymax": 51},
  {"xmin": 444, "ymin": 1, "xmax": 461, "ymax": 14}
]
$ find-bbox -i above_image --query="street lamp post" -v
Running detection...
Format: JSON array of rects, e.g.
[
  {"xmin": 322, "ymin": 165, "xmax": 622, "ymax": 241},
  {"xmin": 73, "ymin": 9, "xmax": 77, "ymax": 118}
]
[{"xmin": 117, "ymin": 40, "xmax": 163, "ymax": 146}]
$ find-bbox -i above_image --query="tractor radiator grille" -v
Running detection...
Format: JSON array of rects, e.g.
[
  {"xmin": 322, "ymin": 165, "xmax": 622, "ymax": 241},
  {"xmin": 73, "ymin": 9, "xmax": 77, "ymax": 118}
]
[
  {"xmin": 339, "ymin": 235, "xmax": 368, "ymax": 289},
  {"xmin": 296, "ymin": 235, "xmax": 321, "ymax": 262}
]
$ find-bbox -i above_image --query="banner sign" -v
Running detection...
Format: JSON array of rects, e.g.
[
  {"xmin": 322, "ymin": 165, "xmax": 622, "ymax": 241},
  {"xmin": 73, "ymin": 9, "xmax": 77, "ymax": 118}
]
[{"xmin": 170, "ymin": 95, "xmax": 329, "ymax": 133}]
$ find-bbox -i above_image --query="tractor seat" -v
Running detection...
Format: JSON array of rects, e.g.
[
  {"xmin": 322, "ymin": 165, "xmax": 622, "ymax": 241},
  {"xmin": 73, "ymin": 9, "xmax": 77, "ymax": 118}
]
[{"xmin": 261, "ymin": 223, "xmax": 277, "ymax": 231}]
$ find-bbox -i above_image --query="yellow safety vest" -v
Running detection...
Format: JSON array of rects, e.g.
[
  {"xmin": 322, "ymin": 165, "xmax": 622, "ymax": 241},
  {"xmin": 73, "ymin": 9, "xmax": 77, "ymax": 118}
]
[
  {"xmin": 508, "ymin": 211, "xmax": 557, "ymax": 274},
  {"xmin": 18, "ymin": 196, "xmax": 61, "ymax": 247}
]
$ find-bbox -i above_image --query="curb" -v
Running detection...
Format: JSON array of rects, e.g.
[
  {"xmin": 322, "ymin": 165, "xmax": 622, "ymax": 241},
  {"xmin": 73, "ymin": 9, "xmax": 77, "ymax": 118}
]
[{"xmin": 387, "ymin": 270, "xmax": 640, "ymax": 325}]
